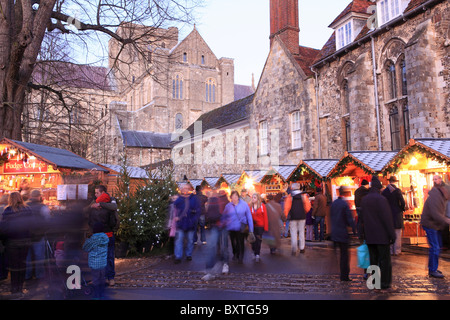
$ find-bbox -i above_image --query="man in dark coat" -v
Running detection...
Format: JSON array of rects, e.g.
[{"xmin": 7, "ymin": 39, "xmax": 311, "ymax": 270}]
[
  {"xmin": 382, "ymin": 176, "xmax": 406, "ymax": 255},
  {"xmin": 354, "ymin": 179, "xmax": 370, "ymax": 238},
  {"xmin": 330, "ymin": 186, "xmax": 356, "ymax": 281},
  {"xmin": 420, "ymin": 175, "xmax": 450, "ymax": 278},
  {"xmin": 360, "ymin": 176, "xmax": 396, "ymax": 290}
]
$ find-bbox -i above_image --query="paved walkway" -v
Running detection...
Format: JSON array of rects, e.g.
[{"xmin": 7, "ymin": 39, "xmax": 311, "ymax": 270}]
[{"xmin": 113, "ymin": 236, "xmax": 450, "ymax": 299}]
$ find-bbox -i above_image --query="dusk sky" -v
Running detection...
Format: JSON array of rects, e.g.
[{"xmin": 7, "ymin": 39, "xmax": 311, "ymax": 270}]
[{"xmin": 188, "ymin": 0, "xmax": 354, "ymax": 86}]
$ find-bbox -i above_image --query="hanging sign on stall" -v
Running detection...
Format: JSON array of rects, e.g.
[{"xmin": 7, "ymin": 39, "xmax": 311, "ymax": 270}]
[{"xmin": 4, "ymin": 159, "xmax": 48, "ymax": 174}]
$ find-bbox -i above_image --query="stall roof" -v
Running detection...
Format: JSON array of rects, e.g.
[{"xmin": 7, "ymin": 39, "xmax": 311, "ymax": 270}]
[
  {"xmin": 271, "ymin": 165, "xmax": 298, "ymax": 181},
  {"xmin": 243, "ymin": 170, "xmax": 271, "ymax": 183},
  {"xmin": 302, "ymin": 159, "xmax": 339, "ymax": 179},
  {"xmin": 1, "ymin": 138, "xmax": 108, "ymax": 172},
  {"xmin": 100, "ymin": 163, "xmax": 151, "ymax": 179},
  {"xmin": 221, "ymin": 174, "xmax": 241, "ymax": 185},
  {"xmin": 349, "ymin": 151, "xmax": 399, "ymax": 172},
  {"xmin": 189, "ymin": 179, "xmax": 203, "ymax": 189},
  {"xmin": 203, "ymin": 177, "xmax": 220, "ymax": 188},
  {"xmin": 381, "ymin": 138, "xmax": 450, "ymax": 173},
  {"xmin": 414, "ymin": 138, "xmax": 450, "ymax": 161},
  {"xmin": 329, "ymin": 151, "xmax": 398, "ymax": 178}
]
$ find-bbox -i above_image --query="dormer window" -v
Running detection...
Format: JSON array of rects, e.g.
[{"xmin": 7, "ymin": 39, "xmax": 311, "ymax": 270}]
[
  {"xmin": 337, "ymin": 21, "xmax": 353, "ymax": 50},
  {"xmin": 378, "ymin": 0, "xmax": 401, "ymax": 25}
]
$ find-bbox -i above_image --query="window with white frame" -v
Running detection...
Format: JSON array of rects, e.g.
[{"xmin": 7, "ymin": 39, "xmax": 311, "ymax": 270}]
[
  {"xmin": 336, "ymin": 21, "xmax": 353, "ymax": 50},
  {"xmin": 379, "ymin": 0, "xmax": 401, "ymax": 25},
  {"xmin": 291, "ymin": 111, "xmax": 302, "ymax": 150},
  {"xmin": 259, "ymin": 121, "xmax": 268, "ymax": 155}
]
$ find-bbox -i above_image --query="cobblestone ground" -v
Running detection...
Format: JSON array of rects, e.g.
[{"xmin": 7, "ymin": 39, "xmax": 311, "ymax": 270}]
[
  {"xmin": 111, "ymin": 240, "xmax": 450, "ymax": 298},
  {"xmin": 114, "ymin": 266, "xmax": 450, "ymax": 297},
  {"xmin": 2, "ymin": 239, "xmax": 450, "ymax": 299}
]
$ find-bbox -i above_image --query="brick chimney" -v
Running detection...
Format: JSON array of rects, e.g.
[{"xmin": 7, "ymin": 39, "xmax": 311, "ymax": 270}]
[{"xmin": 269, "ymin": 0, "xmax": 300, "ymax": 55}]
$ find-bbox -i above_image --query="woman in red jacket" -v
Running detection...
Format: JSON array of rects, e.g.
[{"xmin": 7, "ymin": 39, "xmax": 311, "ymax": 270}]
[{"xmin": 249, "ymin": 193, "xmax": 268, "ymax": 262}]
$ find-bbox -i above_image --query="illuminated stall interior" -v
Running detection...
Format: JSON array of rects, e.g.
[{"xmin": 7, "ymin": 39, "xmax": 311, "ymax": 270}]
[
  {"xmin": 382, "ymin": 139, "xmax": 450, "ymax": 242},
  {"xmin": 328, "ymin": 152, "xmax": 397, "ymax": 209},
  {"xmin": 0, "ymin": 138, "xmax": 108, "ymax": 209}
]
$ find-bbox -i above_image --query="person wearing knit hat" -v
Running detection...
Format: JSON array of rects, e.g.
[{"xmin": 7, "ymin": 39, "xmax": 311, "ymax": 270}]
[{"xmin": 359, "ymin": 175, "xmax": 396, "ymax": 290}]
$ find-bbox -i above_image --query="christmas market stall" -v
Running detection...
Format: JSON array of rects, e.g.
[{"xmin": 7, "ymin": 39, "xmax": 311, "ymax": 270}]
[
  {"xmin": 98, "ymin": 163, "xmax": 152, "ymax": 194},
  {"xmin": 287, "ymin": 159, "xmax": 339, "ymax": 196},
  {"xmin": 237, "ymin": 169, "xmax": 272, "ymax": 196},
  {"xmin": 327, "ymin": 151, "xmax": 398, "ymax": 218},
  {"xmin": 381, "ymin": 138, "xmax": 450, "ymax": 243},
  {"xmin": 286, "ymin": 159, "xmax": 339, "ymax": 236},
  {"xmin": 216, "ymin": 173, "xmax": 241, "ymax": 194},
  {"xmin": 200, "ymin": 177, "xmax": 220, "ymax": 193},
  {"xmin": 188, "ymin": 179, "xmax": 203, "ymax": 191},
  {"xmin": 0, "ymin": 138, "xmax": 109, "ymax": 210}
]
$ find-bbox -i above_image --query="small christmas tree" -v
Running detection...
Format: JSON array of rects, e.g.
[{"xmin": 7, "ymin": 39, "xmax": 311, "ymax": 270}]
[{"xmin": 115, "ymin": 154, "xmax": 178, "ymax": 255}]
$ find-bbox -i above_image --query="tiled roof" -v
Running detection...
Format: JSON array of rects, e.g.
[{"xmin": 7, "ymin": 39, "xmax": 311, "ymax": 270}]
[
  {"xmin": 182, "ymin": 94, "xmax": 254, "ymax": 138},
  {"xmin": 415, "ymin": 139, "xmax": 450, "ymax": 160},
  {"xmin": 122, "ymin": 131, "xmax": 172, "ymax": 149},
  {"xmin": 244, "ymin": 170, "xmax": 271, "ymax": 183},
  {"xmin": 3, "ymin": 139, "xmax": 108, "ymax": 172},
  {"xmin": 221, "ymin": 174, "xmax": 242, "ymax": 185},
  {"xmin": 189, "ymin": 179, "xmax": 203, "ymax": 189},
  {"xmin": 328, "ymin": 0, "xmax": 373, "ymax": 28},
  {"xmin": 272, "ymin": 165, "xmax": 298, "ymax": 181},
  {"xmin": 203, "ymin": 177, "xmax": 220, "ymax": 188},
  {"xmin": 313, "ymin": 0, "xmax": 442, "ymax": 66},
  {"xmin": 32, "ymin": 61, "xmax": 116, "ymax": 92},
  {"xmin": 349, "ymin": 151, "xmax": 398, "ymax": 172},
  {"xmin": 303, "ymin": 159, "xmax": 340, "ymax": 178},
  {"xmin": 234, "ymin": 85, "xmax": 255, "ymax": 101},
  {"xmin": 100, "ymin": 163, "xmax": 150, "ymax": 179},
  {"xmin": 294, "ymin": 46, "xmax": 321, "ymax": 77}
]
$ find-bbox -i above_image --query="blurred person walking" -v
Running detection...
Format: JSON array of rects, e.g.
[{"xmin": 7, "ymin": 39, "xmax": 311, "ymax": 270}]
[
  {"xmin": 249, "ymin": 193, "xmax": 268, "ymax": 262},
  {"xmin": 0, "ymin": 194, "xmax": 8, "ymax": 281},
  {"xmin": 312, "ymin": 187, "xmax": 327, "ymax": 242},
  {"xmin": 266, "ymin": 194, "xmax": 284, "ymax": 254},
  {"xmin": 360, "ymin": 176, "xmax": 396, "ymax": 290},
  {"xmin": 382, "ymin": 176, "xmax": 406, "ymax": 255},
  {"xmin": 173, "ymin": 184, "xmax": 201, "ymax": 264},
  {"xmin": 202, "ymin": 189, "xmax": 228, "ymax": 280},
  {"xmin": 284, "ymin": 183, "xmax": 311, "ymax": 255},
  {"xmin": 420, "ymin": 175, "xmax": 450, "ymax": 278},
  {"xmin": 25, "ymin": 189, "xmax": 51, "ymax": 281},
  {"xmin": 222, "ymin": 191, "xmax": 254, "ymax": 264},
  {"xmin": 194, "ymin": 185, "xmax": 208, "ymax": 245},
  {"xmin": 0, "ymin": 192, "xmax": 33, "ymax": 296},
  {"xmin": 330, "ymin": 186, "xmax": 356, "ymax": 281}
]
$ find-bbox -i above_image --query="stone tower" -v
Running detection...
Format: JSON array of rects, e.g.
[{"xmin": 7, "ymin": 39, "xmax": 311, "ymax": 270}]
[{"xmin": 269, "ymin": 0, "xmax": 300, "ymax": 55}]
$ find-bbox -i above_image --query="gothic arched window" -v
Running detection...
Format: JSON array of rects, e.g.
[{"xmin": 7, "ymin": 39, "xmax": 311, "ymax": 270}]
[
  {"xmin": 205, "ymin": 78, "xmax": 216, "ymax": 103},
  {"xmin": 400, "ymin": 58, "xmax": 407, "ymax": 96},
  {"xmin": 386, "ymin": 61, "xmax": 397, "ymax": 99},
  {"xmin": 389, "ymin": 106, "xmax": 401, "ymax": 150},
  {"xmin": 172, "ymin": 74, "xmax": 183, "ymax": 100}
]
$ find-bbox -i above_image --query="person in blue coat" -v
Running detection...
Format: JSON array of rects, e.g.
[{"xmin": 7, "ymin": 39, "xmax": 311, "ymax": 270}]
[
  {"xmin": 173, "ymin": 183, "xmax": 201, "ymax": 264},
  {"xmin": 330, "ymin": 186, "xmax": 356, "ymax": 281},
  {"xmin": 222, "ymin": 191, "xmax": 254, "ymax": 264}
]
